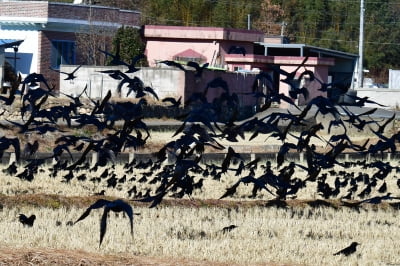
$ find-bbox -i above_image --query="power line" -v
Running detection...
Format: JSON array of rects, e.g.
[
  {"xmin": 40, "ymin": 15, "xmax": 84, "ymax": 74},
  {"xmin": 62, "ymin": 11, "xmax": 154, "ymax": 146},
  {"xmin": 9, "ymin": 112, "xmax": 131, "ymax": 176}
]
[{"xmin": 291, "ymin": 35, "xmax": 400, "ymax": 46}]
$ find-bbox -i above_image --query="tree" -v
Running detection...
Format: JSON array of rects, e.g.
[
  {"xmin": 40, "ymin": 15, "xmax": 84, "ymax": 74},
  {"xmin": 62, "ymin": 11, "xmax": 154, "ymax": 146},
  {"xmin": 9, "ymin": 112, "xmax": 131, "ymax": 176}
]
[
  {"xmin": 253, "ymin": 0, "xmax": 285, "ymax": 35},
  {"xmin": 110, "ymin": 26, "xmax": 147, "ymax": 66},
  {"xmin": 212, "ymin": 0, "xmax": 261, "ymax": 29},
  {"xmin": 363, "ymin": 0, "xmax": 400, "ymax": 82},
  {"xmin": 142, "ymin": 0, "xmax": 261, "ymax": 29},
  {"xmin": 75, "ymin": 9, "xmax": 117, "ymax": 66},
  {"xmin": 75, "ymin": 0, "xmax": 400, "ymax": 82}
]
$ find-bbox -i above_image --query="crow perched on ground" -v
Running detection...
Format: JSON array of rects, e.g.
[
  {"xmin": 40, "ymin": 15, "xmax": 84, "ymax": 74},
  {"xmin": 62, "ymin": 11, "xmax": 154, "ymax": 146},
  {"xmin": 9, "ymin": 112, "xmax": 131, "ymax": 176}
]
[
  {"xmin": 222, "ymin": 224, "xmax": 238, "ymax": 233},
  {"xmin": 18, "ymin": 214, "xmax": 36, "ymax": 227},
  {"xmin": 333, "ymin": 242, "xmax": 360, "ymax": 256}
]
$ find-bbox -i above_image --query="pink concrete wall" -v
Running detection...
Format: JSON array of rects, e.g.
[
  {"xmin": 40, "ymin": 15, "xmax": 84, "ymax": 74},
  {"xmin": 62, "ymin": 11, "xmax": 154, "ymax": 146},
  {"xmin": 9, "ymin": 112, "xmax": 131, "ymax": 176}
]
[
  {"xmin": 145, "ymin": 40, "xmax": 220, "ymax": 66},
  {"xmin": 306, "ymin": 66, "xmax": 329, "ymax": 102},
  {"xmin": 183, "ymin": 70, "xmax": 257, "ymax": 107},
  {"xmin": 278, "ymin": 64, "xmax": 329, "ymax": 107},
  {"xmin": 144, "ymin": 25, "xmax": 264, "ymax": 42},
  {"xmin": 144, "ymin": 25, "xmax": 264, "ymax": 68}
]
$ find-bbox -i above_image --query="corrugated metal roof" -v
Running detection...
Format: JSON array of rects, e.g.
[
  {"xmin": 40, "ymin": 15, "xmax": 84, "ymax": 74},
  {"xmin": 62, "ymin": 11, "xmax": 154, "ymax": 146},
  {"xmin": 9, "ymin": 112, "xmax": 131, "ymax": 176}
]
[{"xmin": 0, "ymin": 39, "xmax": 23, "ymax": 48}]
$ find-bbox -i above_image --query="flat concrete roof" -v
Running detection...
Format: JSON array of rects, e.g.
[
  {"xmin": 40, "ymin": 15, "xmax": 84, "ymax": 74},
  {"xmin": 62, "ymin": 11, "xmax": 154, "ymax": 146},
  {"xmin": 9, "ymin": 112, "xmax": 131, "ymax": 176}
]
[{"xmin": 256, "ymin": 42, "xmax": 358, "ymax": 60}]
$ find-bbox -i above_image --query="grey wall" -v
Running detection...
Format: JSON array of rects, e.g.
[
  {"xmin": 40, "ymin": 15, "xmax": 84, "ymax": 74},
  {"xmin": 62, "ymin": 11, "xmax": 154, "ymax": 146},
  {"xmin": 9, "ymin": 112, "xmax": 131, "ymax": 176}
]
[
  {"xmin": 59, "ymin": 65, "xmax": 185, "ymax": 101},
  {"xmin": 355, "ymin": 88, "xmax": 400, "ymax": 109},
  {"xmin": 59, "ymin": 65, "xmax": 259, "ymax": 108},
  {"xmin": 389, "ymin": 69, "xmax": 400, "ymax": 89}
]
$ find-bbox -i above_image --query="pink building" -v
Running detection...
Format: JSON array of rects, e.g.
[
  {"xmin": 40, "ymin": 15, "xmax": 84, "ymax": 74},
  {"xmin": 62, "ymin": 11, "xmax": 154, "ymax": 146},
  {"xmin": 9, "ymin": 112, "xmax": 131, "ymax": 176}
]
[
  {"xmin": 145, "ymin": 25, "xmax": 264, "ymax": 69},
  {"xmin": 144, "ymin": 25, "xmax": 358, "ymax": 108}
]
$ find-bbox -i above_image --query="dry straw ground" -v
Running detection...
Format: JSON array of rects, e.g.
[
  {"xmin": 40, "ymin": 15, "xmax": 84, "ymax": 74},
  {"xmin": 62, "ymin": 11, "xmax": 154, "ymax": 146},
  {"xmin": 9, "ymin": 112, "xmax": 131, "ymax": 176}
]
[{"xmin": 0, "ymin": 128, "xmax": 399, "ymax": 265}]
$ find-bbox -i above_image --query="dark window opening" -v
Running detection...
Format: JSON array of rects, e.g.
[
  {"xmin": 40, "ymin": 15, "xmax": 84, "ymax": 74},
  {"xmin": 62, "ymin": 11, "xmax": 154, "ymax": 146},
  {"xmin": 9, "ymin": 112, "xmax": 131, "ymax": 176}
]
[
  {"xmin": 51, "ymin": 40, "xmax": 76, "ymax": 69},
  {"xmin": 266, "ymin": 47, "xmax": 301, "ymax": 56},
  {"xmin": 174, "ymin": 56, "xmax": 203, "ymax": 63}
]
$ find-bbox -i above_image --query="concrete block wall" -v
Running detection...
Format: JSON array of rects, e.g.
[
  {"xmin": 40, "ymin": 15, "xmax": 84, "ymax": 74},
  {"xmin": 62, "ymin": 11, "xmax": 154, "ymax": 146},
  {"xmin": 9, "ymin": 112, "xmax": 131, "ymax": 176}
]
[
  {"xmin": 59, "ymin": 66, "xmax": 259, "ymax": 109},
  {"xmin": 355, "ymin": 88, "xmax": 400, "ymax": 109}
]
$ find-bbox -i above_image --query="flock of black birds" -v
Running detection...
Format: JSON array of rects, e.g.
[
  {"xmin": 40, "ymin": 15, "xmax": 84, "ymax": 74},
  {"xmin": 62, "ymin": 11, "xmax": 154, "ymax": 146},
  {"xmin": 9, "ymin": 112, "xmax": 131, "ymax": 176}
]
[{"xmin": 3, "ymin": 47, "xmax": 400, "ymax": 255}]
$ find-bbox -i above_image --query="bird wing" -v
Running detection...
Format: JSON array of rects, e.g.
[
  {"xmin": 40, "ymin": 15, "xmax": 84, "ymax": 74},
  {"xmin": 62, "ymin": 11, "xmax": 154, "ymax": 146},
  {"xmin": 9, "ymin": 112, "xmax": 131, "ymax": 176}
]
[
  {"xmin": 71, "ymin": 65, "xmax": 82, "ymax": 74},
  {"xmin": 131, "ymin": 54, "xmax": 145, "ymax": 66},
  {"xmin": 74, "ymin": 199, "xmax": 110, "ymax": 224},
  {"xmin": 162, "ymin": 97, "xmax": 178, "ymax": 105},
  {"xmin": 160, "ymin": 60, "xmax": 186, "ymax": 71},
  {"xmin": 99, "ymin": 207, "xmax": 110, "ymax": 247},
  {"xmin": 143, "ymin": 86, "xmax": 159, "ymax": 100},
  {"xmin": 186, "ymin": 61, "xmax": 200, "ymax": 71},
  {"xmin": 66, "ymin": 141, "xmax": 94, "ymax": 170},
  {"xmin": 115, "ymin": 200, "xmax": 134, "ymax": 235},
  {"xmin": 134, "ymin": 191, "xmax": 167, "ymax": 208},
  {"xmin": 206, "ymin": 77, "xmax": 229, "ymax": 93},
  {"xmin": 19, "ymin": 214, "xmax": 28, "ymax": 222},
  {"xmin": 219, "ymin": 181, "xmax": 240, "ymax": 199},
  {"xmin": 91, "ymin": 90, "xmax": 112, "ymax": 115},
  {"xmin": 49, "ymin": 67, "xmax": 61, "ymax": 73}
]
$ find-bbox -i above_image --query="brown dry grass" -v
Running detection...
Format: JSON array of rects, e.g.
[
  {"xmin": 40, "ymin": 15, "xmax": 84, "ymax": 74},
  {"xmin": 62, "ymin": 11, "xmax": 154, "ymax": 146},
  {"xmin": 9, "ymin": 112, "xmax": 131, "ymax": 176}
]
[
  {"xmin": 0, "ymin": 193, "xmax": 302, "ymax": 265},
  {"xmin": 1, "ymin": 193, "xmax": 398, "ymax": 265},
  {"xmin": 0, "ymin": 246, "xmax": 241, "ymax": 266}
]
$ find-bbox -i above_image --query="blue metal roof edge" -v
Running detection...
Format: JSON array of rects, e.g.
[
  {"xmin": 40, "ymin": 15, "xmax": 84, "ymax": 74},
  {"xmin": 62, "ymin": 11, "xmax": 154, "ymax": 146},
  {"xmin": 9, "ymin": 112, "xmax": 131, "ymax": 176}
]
[{"xmin": 0, "ymin": 39, "xmax": 24, "ymax": 48}]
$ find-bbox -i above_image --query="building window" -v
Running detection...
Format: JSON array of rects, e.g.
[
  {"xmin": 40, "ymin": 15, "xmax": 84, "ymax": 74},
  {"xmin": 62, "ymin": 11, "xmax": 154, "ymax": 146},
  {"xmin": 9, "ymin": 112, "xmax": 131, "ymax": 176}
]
[
  {"xmin": 174, "ymin": 56, "xmax": 203, "ymax": 63},
  {"xmin": 51, "ymin": 40, "xmax": 76, "ymax": 69}
]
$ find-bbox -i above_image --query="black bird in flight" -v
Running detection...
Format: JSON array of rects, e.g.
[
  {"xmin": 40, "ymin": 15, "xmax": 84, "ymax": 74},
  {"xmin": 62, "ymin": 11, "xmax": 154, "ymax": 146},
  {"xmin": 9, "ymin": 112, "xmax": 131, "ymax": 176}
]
[
  {"xmin": 49, "ymin": 65, "xmax": 82, "ymax": 80},
  {"xmin": 333, "ymin": 242, "xmax": 360, "ymax": 256},
  {"xmin": 74, "ymin": 199, "xmax": 134, "ymax": 247},
  {"xmin": 99, "ymin": 44, "xmax": 123, "ymax": 66},
  {"xmin": 269, "ymin": 57, "xmax": 309, "ymax": 86},
  {"xmin": 123, "ymin": 54, "xmax": 146, "ymax": 73},
  {"xmin": 97, "ymin": 69, "xmax": 125, "ymax": 80},
  {"xmin": 162, "ymin": 96, "xmax": 182, "ymax": 108},
  {"xmin": 221, "ymin": 147, "xmax": 242, "ymax": 173},
  {"xmin": 346, "ymin": 95, "xmax": 387, "ymax": 107},
  {"xmin": 159, "ymin": 60, "xmax": 186, "ymax": 71},
  {"xmin": 358, "ymin": 193, "xmax": 400, "ymax": 204},
  {"xmin": 0, "ymin": 136, "xmax": 21, "ymax": 162},
  {"xmin": 23, "ymin": 140, "xmax": 39, "ymax": 158},
  {"xmin": 22, "ymin": 72, "xmax": 51, "ymax": 91},
  {"xmin": 371, "ymin": 112, "xmax": 396, "ymax": 135},
  {"xmin": 186, "ymin": 61, "xmax": 209, "ymax": 78},
  {"xmin": 19, "ymin": 214, "xmax": 36, "ymax": 227}
]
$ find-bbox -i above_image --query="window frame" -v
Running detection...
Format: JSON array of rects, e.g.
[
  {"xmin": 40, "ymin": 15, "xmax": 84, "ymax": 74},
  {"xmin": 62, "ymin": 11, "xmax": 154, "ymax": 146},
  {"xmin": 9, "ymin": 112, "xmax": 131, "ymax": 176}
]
[{"xmin": 50, "ymin": 40, "xmax": 76, "ymax": 69}]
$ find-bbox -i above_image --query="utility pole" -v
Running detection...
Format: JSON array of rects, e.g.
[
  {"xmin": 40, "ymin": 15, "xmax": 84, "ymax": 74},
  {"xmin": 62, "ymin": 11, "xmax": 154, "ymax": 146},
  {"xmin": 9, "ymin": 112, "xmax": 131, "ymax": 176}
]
[
  {"xmin": 280, "ymin": 21, "xmax": 287, "ymax": 37},
  {"xmin": 247, "ymin": 14, "xmax": 251, "ymax": 30},
  {"xmin": 357, "ymin": 0, "xmax": 365, "ymax": 89}
]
